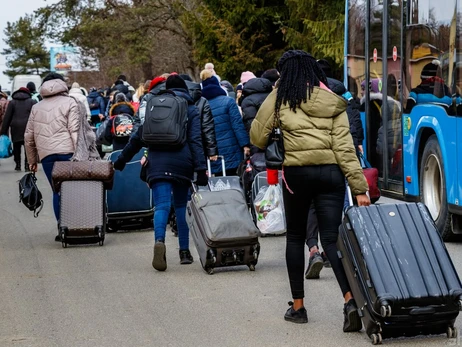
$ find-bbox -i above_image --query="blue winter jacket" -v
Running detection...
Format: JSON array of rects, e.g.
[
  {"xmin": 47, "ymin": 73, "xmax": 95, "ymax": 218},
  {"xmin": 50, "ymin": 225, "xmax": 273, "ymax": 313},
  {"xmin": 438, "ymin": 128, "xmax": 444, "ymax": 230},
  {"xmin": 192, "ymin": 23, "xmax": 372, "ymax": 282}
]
[
  {"xmin": 115, "ymin": 88, "xmax": 206, "ymax": 185},
  {"xmin": 87, "ymin": 91, "xmax": 106, "ymax": 115},
  {"xmin": 202, "ymin": 83, "xmax": 250, "ymax": 173}
]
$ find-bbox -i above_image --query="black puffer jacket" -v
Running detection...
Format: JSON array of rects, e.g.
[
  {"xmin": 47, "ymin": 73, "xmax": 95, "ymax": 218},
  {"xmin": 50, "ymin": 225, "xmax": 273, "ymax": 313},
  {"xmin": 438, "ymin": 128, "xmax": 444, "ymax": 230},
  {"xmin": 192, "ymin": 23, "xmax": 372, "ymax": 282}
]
[
  {"xmin": 327, "ymin": 77, "xmax": 364, "ymax": 148},
  {"xmin": 185, "ymin": 80, "xmax": 218, "ymax": 157},
  {"xmin": 1, "ymin": 89, "xmax": 36, "ymax": 143},
  {"xmin": 240, "ymin": 78, "xmax": 273, "ymax": 133}
]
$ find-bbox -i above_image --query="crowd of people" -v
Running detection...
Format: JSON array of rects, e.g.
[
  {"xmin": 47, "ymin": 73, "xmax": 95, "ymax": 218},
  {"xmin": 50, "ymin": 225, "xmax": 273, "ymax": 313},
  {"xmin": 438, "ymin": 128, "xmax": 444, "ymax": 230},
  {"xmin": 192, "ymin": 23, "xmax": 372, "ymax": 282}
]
[{"xmin": 0, "ymin": 51, "xmax": 371, "ymax": 332}]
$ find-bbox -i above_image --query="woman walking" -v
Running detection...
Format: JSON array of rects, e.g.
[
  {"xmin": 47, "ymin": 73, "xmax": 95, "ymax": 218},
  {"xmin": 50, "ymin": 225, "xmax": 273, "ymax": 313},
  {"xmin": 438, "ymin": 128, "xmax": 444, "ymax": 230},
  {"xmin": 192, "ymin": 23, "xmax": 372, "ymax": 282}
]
[{"xmin": 250, "ymin": 50, "xmax": 370, "ymax": 331}]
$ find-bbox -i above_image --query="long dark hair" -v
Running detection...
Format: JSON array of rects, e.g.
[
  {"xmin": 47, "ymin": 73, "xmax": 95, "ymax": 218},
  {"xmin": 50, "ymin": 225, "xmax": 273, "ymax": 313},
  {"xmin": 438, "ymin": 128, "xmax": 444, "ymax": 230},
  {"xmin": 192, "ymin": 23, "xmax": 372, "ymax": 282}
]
[{"xmin": 275, "ymin": 50, "xmax": 328, "ymax": 114}]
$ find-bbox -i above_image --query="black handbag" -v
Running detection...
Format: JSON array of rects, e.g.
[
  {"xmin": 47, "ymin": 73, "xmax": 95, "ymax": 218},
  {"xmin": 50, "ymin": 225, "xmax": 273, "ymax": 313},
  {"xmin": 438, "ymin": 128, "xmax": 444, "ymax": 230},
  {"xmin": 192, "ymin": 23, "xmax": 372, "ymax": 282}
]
[
  {"xmin": 19, "ymin": 173, "xmax": 44, "ymax": 218},
  {"xmin": 265, "ymin": 112, "xmax": 285, "ymax": 169}
]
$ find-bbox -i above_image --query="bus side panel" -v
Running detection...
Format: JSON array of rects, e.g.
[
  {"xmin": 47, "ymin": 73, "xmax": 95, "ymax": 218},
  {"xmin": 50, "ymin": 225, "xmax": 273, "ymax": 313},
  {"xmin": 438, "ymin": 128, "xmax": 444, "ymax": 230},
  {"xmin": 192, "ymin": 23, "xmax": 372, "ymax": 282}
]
[{"xmin": 403, "ymin": 105, "xmax": 458, "ymax": 204}]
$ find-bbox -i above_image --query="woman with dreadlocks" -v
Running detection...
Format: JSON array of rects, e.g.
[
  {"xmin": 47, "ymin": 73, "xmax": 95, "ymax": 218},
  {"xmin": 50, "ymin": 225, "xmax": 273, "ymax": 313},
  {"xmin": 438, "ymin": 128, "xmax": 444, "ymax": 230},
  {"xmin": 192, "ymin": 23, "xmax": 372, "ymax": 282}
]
[{"xmin": 250, "ymin": 50, "xmax": 370, "ymax": 330}]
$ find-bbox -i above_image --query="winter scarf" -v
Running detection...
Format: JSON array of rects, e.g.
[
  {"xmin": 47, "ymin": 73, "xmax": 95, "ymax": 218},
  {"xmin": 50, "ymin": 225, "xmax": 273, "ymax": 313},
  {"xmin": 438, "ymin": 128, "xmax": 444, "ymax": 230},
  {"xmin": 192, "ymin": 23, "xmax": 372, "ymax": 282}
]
[{"xmin": 69, "ymin": 96, "xmax": 100, "ymax": 162}]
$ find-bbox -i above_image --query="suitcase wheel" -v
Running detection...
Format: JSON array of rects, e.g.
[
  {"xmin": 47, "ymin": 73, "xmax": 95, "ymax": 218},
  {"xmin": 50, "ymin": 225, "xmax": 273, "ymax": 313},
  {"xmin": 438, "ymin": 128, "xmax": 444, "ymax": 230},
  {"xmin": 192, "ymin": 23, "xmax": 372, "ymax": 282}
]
[
  {"xmin": 96, "ymin": 226, "xmax": 105, "ymax": 246},
  {"xmin": 370, "ymin": 333, "xmax": 382, "ymax": 345},
  {"xmin": 380, "ymin": 305, "xmax": 392, "ymax": 318},
  {"xmin": 447, "ymin": 326, "xmax": 458, "ymax": 339},
  {"xmin": 248, "ymin": 264, "xmax": 256, "ymax": 271},
  {"xmin": 253, "ymin": 250, "xmax": 258, "ymax": 260},
  {"xmin": 59, "ymin": 227, "xmax": 68, "ymax": 248},
  {"xmin": 206, "ymin": 267, "xmax": 214, "ymax": 275}
]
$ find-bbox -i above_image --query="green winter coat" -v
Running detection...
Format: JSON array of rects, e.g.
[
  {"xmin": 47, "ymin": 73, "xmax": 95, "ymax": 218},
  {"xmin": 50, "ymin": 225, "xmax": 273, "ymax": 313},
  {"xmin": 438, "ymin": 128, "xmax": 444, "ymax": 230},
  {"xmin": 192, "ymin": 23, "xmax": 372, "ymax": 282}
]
[{"xmin": 250, "ymin": 86, "xmax": 369, "ymax": 196}]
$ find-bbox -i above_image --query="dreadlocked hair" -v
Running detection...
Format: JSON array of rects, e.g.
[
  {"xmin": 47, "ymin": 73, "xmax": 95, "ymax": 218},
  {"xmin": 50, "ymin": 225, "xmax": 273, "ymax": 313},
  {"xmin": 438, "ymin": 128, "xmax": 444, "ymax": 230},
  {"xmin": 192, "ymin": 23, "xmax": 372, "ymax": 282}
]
[{"xmin": 275, "ymin": 50, "xmax": 328, "ymax": 115}]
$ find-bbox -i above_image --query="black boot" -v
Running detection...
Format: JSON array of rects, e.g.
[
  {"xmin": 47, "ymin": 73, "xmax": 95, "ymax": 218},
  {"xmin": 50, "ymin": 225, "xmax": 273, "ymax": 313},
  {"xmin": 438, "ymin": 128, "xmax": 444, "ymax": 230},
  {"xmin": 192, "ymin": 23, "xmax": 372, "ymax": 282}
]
[
  {"xmin": 24, "ymin": 160, "xmax": 30, "ymax": 172},
  {"xmin": 14, "ymin": 161, "xmax": 21, "ymax": 171}
]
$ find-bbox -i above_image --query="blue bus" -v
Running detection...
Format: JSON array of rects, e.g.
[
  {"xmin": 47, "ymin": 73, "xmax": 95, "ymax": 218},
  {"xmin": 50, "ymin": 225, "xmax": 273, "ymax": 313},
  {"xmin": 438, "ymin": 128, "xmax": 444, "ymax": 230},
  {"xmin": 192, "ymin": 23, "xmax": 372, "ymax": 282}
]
[{"xmin": 345, "ymin": 0, "xmax": 462, "ymax": 240}]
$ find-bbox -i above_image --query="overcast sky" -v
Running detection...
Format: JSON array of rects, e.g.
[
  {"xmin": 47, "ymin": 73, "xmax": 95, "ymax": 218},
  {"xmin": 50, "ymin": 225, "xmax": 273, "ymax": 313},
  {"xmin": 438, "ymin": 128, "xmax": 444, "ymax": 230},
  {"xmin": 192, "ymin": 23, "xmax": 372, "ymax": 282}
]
[{"xmin": 0, "ymin": 0, "xmax": 59, "ymax": 91}]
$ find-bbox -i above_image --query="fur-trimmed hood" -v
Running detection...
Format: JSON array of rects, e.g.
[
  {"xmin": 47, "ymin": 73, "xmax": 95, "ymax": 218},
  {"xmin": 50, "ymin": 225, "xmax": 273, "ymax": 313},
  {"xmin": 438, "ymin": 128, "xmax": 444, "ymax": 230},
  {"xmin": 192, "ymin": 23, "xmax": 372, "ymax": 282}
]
[{"xmin": 109, "ymin": 101, "xmax": 136, "ymax": 117}]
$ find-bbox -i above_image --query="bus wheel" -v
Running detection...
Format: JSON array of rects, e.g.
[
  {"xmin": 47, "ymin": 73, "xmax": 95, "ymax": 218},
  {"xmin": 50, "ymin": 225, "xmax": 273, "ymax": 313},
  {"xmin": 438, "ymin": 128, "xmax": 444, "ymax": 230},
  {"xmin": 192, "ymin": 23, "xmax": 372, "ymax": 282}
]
[{"xmin": 419, "ymin": 135, "xmax": 454, "ymax": 241}]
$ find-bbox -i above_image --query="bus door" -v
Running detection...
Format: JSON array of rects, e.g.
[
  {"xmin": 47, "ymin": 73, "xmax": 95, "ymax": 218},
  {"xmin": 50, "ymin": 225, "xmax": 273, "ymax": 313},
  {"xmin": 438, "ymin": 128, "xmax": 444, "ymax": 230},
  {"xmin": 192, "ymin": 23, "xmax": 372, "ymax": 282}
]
[{"xmin": 365, "ymin": 0, "xmax": 403, "ymax": 194}]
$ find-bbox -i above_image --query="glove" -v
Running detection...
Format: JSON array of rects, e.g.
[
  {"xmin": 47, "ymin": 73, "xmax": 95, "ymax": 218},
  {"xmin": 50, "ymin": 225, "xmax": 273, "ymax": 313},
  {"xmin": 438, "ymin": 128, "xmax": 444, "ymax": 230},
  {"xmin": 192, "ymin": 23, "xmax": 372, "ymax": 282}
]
[
  {"xmin": 113, "ymin": 158, "xmax": 126, "ymax": 171},
  {"xmin": 195, "ymin": 170, "xmax": 208, "ymax": 187}
]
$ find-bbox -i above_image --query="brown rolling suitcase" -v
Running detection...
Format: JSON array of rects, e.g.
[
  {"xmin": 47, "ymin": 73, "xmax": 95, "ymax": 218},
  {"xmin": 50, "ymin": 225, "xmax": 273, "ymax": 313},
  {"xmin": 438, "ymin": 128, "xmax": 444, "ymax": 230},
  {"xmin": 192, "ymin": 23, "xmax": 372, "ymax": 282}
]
[{"xmin": 58, "ymin": 180, "xmax": 106, "ymax": 248}]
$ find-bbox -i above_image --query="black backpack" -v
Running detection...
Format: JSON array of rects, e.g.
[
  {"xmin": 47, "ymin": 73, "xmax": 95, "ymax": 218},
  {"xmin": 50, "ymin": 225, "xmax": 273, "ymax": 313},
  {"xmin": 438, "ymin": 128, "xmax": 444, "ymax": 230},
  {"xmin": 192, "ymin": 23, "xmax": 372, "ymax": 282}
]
[
  {"xmin": 142, "ymin": 90, "xmax": 189, "ymax": 148},
  {"xmin": 19, "ymin": 173, "xmax": 43, "ymax": 218},
  {"xmin": 112, "ymin": 113, "xmax": 136, "ymax": 137}
]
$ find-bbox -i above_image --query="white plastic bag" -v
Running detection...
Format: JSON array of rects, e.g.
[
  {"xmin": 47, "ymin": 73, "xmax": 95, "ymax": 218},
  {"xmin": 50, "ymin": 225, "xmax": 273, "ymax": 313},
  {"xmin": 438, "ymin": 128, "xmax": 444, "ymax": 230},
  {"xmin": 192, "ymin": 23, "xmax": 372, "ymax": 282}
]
[{"xmin": 254, "ymin": 184, "xmax": 286, "ymax": 234}]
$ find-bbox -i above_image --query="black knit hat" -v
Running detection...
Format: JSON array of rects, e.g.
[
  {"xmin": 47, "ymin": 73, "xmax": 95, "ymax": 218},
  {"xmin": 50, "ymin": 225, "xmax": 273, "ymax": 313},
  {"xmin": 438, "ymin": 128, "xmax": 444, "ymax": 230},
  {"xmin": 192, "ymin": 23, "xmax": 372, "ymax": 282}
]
[
  {"xmin": 26, "ymin": 82, "xmax": 37, "ymax": 92},
  {"xmin": 166, "ymin": 74, "xmax": 188, "ymax": 90},
  {"xmin": 421, "ymin": 60, "xmax": 441, "ymax": 79},
  {"xmin": 42, "ymin": 72, "xmax": 65, "ymax": 85}
]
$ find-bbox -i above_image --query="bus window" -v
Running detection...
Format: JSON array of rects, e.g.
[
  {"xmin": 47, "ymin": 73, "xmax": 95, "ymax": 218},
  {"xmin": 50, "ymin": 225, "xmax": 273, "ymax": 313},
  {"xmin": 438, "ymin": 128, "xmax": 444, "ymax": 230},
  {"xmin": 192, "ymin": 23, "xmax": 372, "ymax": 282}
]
[
  {"xmin": 405, "ymin": 0, "xmax": 456, "ymax": 115},
  {"xmin": 346, "ymin": 0, "xmax": 366, "ymax": 99}
]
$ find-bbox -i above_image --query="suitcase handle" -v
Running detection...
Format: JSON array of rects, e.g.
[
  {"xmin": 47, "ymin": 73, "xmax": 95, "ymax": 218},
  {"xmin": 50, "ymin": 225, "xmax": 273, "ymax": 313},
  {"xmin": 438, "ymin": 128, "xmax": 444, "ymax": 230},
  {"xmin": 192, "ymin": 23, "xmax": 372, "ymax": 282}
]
[
  {"xmin": 207, "ymin": 155, "xmax": 226, "ymax": 177},
  {"xmin": 346, "ymin": 185, "xmax": 370, "ymax": 208}
]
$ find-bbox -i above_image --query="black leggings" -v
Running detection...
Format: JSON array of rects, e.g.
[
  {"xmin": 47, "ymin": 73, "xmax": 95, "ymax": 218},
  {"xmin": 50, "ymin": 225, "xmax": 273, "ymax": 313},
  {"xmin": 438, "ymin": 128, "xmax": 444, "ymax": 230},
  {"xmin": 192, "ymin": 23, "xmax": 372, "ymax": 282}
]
[{"xmin": 282, "ymin": 164, "xmax": 350, "ymax": 299}]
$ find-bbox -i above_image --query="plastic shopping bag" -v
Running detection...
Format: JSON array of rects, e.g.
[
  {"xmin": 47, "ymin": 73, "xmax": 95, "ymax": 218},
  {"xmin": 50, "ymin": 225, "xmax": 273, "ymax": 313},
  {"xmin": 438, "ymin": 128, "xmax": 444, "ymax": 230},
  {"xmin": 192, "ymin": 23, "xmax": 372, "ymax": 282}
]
[
  {"xmin": 0, "ymin": 135, "xmax": 13, "ymax": 159},
  {"xmin": 253, "ymin": 184, "xmax": 286, "ymax": 234}
]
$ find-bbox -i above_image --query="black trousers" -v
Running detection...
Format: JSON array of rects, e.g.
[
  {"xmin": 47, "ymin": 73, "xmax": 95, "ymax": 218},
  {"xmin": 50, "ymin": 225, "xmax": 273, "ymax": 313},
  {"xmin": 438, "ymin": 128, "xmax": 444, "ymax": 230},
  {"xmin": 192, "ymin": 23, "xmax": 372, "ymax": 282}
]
[
  {"xmin": 13, "ymin": 141, "xmax": 26, "ymax": 164},
  {"xmin": 282, "ymin": 164, "xmax": 350, "ymax": 299}
]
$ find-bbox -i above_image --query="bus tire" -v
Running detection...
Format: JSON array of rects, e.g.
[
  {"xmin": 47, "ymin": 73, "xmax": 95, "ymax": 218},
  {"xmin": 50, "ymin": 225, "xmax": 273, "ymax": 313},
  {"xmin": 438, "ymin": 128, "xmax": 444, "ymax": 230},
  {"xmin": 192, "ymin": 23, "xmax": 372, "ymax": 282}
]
[{"xmin": 419, "ymin": 135, "xmax": 454, "ymax": 241}]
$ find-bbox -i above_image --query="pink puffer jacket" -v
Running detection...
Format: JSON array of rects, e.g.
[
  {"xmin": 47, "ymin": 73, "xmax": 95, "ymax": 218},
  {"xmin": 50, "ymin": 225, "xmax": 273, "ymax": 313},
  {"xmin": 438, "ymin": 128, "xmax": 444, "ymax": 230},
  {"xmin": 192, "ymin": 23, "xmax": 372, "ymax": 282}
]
[{"xmin": 25, "ymin": 79, "xmax": 80, "ymax": 165}]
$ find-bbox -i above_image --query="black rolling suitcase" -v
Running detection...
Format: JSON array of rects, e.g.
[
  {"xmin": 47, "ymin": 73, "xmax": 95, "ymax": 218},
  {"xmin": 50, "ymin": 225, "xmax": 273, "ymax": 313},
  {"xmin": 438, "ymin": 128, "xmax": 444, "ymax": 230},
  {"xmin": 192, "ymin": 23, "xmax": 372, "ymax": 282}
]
[
  {"xmin": 186, "ymin": 156, "xmax": 260, "ymax": 274},
  {"xmin": 337, "ymin": 201, "xmax": 462, "ymax": 344}
]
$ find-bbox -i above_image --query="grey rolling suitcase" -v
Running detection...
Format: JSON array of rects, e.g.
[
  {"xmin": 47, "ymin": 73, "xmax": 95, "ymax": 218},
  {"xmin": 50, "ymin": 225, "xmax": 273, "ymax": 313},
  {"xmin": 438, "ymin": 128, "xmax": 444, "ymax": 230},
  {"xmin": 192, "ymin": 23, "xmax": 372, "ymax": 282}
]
[
  {"xmin": 58, "ymin": 180, "xmax": 106, "ymax": 248},
  {"xmin": 187, "ymin": 188, "xmax": 260, "ymax": 274},
  {"xmin": 187, "ymin": 156, "xmax": 260, "ymax": 274}
]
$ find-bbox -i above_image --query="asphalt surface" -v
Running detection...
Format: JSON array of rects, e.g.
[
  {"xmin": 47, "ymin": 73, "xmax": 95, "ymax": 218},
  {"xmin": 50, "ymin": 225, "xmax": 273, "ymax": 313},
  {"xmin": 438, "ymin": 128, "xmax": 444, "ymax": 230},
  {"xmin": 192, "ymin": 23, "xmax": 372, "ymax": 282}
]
[{"xmin": 0, "ymin": 158, "xmax": 461, "ymax": 347}]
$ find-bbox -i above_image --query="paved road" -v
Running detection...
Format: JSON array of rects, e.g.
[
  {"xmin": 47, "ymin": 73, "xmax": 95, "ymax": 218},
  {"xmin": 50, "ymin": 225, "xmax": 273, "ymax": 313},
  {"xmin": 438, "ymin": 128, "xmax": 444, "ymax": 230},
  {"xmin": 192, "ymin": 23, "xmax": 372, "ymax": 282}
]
[{"xmin": 0, "ymin": 159, "xmax": 461, "ymax": 347}]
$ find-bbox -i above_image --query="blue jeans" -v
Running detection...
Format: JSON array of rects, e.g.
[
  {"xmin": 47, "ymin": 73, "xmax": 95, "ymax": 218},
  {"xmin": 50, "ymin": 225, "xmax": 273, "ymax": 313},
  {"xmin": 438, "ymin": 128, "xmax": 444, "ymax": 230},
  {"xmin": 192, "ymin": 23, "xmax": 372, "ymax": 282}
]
[
  {"xmin": 151, "ymin": 180, "xmax": 190, "ymax": 250},
  {"xmin": 41, "ymin": 153, "xmax": 73, "ymax": 222}
]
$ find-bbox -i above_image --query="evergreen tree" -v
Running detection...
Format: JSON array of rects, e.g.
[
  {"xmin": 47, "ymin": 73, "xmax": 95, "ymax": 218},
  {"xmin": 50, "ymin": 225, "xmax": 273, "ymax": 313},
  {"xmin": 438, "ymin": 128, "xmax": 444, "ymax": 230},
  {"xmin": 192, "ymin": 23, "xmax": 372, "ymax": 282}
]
[
  {"xmin": 285, "ymin": 0, "xmax": 345, "ymax": 67},
  {"xmin": 2, "ymin": 14, "xmax": 49, "ymax": 78},
  {"xmin": 185, "ymin": 0, "xmax": 288, "ymax": 82}
]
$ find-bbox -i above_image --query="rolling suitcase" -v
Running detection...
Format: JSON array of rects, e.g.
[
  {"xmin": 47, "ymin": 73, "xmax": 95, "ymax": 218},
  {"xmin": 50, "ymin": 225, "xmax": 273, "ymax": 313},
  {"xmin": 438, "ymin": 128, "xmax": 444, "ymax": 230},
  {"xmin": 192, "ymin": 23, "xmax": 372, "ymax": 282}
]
[
  {"xmin": 337, "ymin": 201, "xmax": 462, "ymax": 344},
  {"xmin": 187, "ymin": 156, "xmax": 260, "ymax": 274},
  {"xmin": 58, "ymin": 180, "xmax": 106, "ymax": 248},
  {"xmin": 106, "ymin": 148, "xmax": 153, "ymax": 232}
]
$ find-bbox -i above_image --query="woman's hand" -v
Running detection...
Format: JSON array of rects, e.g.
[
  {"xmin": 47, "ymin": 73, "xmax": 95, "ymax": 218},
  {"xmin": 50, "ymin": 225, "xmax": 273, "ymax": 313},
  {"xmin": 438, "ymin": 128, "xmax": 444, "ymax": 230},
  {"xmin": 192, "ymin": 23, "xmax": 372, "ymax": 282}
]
[
  {"xmin": 29, "ymin": 164, "xmax": 38, "ymax": 172},
  {"xmin": 356, "ymin": 194, "xmax": 371, "ymax": 206}
]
